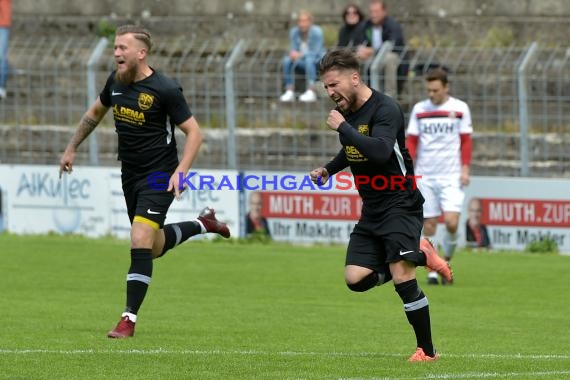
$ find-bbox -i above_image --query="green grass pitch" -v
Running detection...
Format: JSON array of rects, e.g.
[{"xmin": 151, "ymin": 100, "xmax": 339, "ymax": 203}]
[{"xmin": 0, "ymin": 234, "xmax": 569, "ymax": 379}]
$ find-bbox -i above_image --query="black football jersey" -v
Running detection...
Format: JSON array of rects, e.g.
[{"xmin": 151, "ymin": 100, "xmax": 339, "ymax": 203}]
[
  {"xmin": 326, "ymin": 90, "xmax": 423, "ymax": 215},
  {"xmin": 99, "ymin": 69, "xmax": 193, "ymax": 176}
]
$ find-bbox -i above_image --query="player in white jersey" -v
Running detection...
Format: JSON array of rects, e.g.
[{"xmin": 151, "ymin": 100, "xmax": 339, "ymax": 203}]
[{"xmin": 406, "ymin": 67, "xmax": 473, "ymax": 285}]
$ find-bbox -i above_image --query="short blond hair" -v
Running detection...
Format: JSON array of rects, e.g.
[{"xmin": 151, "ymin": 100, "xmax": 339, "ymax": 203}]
[{"xmin": 115, "ymin": 24, "xmax": 152, "ymax": 52}]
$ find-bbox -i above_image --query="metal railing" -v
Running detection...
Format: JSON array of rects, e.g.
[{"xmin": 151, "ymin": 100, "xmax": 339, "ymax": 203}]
[{"xmin": 0, "ymin": 36, "xmax": 568, "ymax": 177}]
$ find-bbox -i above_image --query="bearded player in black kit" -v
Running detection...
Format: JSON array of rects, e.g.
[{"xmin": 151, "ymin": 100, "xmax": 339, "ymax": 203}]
[
  {"xmin": 310, "ymin": 48, "xmax": 452, "ymax": 362},
  {"xmin": 59, "ymin": 25, "xmax": 230, "ymax": 338}
]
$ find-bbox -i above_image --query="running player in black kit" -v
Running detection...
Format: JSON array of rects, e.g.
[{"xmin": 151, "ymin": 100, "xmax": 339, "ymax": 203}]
[
  {"xmin": 310, "ymin": 48, "xmax": 452, "ymax": 362},
  {"xmin": 59, "ymin": 25, "xmax": 230, "ymax": 338}
]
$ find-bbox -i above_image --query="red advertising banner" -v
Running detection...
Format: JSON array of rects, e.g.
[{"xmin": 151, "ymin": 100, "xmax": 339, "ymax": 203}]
[
  {"xmin": 260, "ymin": 191, "xmax": 362, "ymax": 220},
  {"xmin": 481, "ymin": 198, "xmax": 570, "ymax": 227}
]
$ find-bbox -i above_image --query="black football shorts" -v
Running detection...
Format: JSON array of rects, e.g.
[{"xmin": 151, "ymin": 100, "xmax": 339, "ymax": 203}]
[
  {"xmin": 346, "ymin": 211, "xmax": 423, "ymax": 271},
  {"xmin": 122, "ymin": 175, "xmax": 174, "ymax": 229}
]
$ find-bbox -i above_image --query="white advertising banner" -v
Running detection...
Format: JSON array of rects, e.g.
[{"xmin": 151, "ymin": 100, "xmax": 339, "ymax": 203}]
[
  {"xmin": 108, "ymin": 169, "xmax": 240, "ymax": 239},
  {"xmin": 1, "ymin": 165, "xmax": 240, "ymax": 239},
  {"xmin": 462, "ymin": 177, "xmax": 570, "ymax": 253},
  {"xmin": 3, "ymin": 165, "xmax": 110, "ymax": 237},
  {"xmin": 242, "ymin": 171, "xmax": 361, "ymax": 244},
  {"xmin": 0, "ymin": 165, "xmax": 11, "ymax": 232},
  {"xmin": 242, "ymin": 171, "xmax": 570, "ymax": 253},
  {"xmin": 1, "ymin": 165, "xmax": 568, "ymax": 253}
]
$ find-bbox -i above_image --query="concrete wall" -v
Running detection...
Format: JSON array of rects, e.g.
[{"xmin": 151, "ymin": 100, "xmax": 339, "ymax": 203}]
[
  {"xmin": 12, "ymin": 1, "xmax": 570, "ymax": 46},
  {"xmin": 12, "ymin": 0, "xmax": 570, "ymax": 18}
]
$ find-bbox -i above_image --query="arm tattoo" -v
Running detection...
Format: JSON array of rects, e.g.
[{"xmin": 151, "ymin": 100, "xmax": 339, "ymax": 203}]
[{"xmin": 69, "ymin": 115, "xmax": 99, "ymax": 149}]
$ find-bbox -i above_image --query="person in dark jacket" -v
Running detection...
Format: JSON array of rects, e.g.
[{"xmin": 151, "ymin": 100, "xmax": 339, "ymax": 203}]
[
  {"xmin": 337, "ymin": 4, "xmax": 366, "ymax": 48},
  {"xmin": 356, "ymin": 0, "xmax": 406, "ymax": 97}
]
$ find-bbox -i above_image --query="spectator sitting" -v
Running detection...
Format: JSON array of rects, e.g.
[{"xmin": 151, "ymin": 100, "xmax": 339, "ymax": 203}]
[
  {"xmin": 337, "ymin": 4, "xmax": 366, "ymax": 48},
  {"xmin": 279, "ymin": 10, "xmax": 326, "ymax": 103},
  {"xmin": 356, "ymin": 0, "xmax": 405, "ymax": 97}
]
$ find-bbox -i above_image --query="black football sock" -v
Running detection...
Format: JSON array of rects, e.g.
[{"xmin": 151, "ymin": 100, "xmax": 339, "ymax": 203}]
[
  {"xmin": 160, "ymin": 221, "xmax": 202, "ymax": 256},
  {"xmin": 125, "ymin": 248, "xmax": 153, "ymax": 315},
  {"xmin": 395, "ymin": 279, "xmax": 435, "ymax": 357}
]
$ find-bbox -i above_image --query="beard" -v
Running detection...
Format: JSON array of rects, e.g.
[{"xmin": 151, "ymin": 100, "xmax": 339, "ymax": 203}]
[
  {"xmin": 335, "ymin": 92, "xmax": 356, "ymax": 113},
  {"xmin": 115, "ymin": 64, "xmax": 138, "ymax": 85}
]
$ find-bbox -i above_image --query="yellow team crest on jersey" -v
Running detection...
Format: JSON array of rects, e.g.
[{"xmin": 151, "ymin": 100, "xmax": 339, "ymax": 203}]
[
  {"xmin": 358, "ymin": 125, "xmax": 369, "ymax": 135},
  {"xmin": 138, "ymin": 93, "xmax": 154, "ymax": 111}
]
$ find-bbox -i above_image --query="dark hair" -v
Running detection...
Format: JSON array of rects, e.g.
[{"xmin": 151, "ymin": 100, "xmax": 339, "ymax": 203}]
[
  {"xmin": 342, "ymin": 4, "xmax": 364, "ymax": 21},
  {"xmin": 425, "ymin": 67, "xmax": 449, "ymax": 85},
  {"xmin": 318, "ymin": 48, "xmax": 360, "ymax": 76},
  {"xmin": 115, "ymin": 24, "xmax": 153, "ymax": 52}
]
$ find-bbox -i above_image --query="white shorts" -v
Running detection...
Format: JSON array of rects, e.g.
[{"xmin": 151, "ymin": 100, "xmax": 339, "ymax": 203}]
[{"xmin": 417, "ymin": 176, "xmax": 465, "ymax": 218}]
